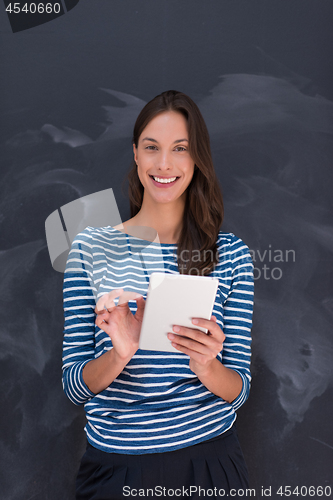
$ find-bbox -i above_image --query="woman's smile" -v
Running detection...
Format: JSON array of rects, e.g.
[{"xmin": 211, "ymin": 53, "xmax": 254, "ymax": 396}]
[{"xmin": 149, "ymin": 174, "xmax": 180, "ymax": 187}]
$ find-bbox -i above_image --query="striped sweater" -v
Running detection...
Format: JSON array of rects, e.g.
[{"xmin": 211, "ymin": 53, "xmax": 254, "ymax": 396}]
[{"xmin": 62, "ymin": 226, "xmax": 254, "ymax": 454}]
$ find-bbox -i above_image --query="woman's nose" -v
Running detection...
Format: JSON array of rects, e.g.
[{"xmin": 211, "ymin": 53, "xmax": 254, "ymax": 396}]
[{"xmin": 156, "ymin": 151, "xmax": 172, "ymax": 169}]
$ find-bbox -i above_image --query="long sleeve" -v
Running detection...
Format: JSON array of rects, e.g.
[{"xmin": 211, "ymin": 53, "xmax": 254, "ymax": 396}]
[
  {"xmin": 62, "ymin": 228, "xmax": 97, "ymax": 405},
  {"xmin": 221, "ymin": 235, "xmax": 254, "ymax": 410}
]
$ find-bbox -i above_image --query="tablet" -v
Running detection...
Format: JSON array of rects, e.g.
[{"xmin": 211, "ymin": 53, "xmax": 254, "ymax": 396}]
[{"xmin": 139, "ymin": 272, "xmax": 219, "ymax": 353}]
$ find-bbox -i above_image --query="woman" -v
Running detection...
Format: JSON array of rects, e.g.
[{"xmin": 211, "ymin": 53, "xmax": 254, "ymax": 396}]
[{"xmin": 62, "ymin": 90, "xmax": 254, "ymax": 499}]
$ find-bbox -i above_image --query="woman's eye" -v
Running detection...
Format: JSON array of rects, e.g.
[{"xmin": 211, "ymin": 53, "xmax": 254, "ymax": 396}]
[
  {"xmin": 175, "ymin": 146, "xmax": 187, "ymax": 152},
  {"xmin": 146, "ymin": 145, "xmax": 157, "ymax": 150}
]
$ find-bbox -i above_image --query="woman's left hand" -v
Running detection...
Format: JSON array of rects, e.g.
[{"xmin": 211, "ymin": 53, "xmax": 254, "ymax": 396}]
[{"xmin": 167, "ymin": 315, "xmax": 225, "ymax": 377}]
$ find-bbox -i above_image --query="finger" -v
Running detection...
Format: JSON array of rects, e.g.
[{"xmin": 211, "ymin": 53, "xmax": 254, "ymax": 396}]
[
  {"xmin": 172, "ymin": 325, "xmax": 218, "ymax": 348},
  {"xmin": 168, "ymin": 332, "xmax": 213, "ymax": 356},
  {"xmin": 118, "ymin": 291, "xmax": 143, "ymax": 305},
  {"xmin": 134, "ymin": 296, "xmax": 146, "ymax": 322},
  {"xmin": 170, "ymin": 342, "xmax": 207, "ymax": 363},
  {"xmin": 191, "ymin": 317, "xmax": 223, "ymax": 339},
  {"xmin": 95, "ymin": 289, "xmax": 124, "ymax": 314},
  {"xmin": 95, "ymin": 312, "xmax": 108, "ymax": 328}
]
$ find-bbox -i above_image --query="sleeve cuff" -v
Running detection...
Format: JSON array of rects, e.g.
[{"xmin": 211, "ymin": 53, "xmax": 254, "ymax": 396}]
[
  {"xmin": 63, "ymin": 360, "xmax": 95, "ymax": 405},
  {"xmin": 230, "ymin": 370, "xmax": 250, "ymax": 410},
  {"xmin": 77, "ymin": 360, "xmax": 96, "ymax": 399}
]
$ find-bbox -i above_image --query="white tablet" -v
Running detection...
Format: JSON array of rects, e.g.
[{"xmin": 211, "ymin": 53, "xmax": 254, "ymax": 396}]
[{"xmin": 139, "ymin": 272, "xmax": 219, "ymax": 353}]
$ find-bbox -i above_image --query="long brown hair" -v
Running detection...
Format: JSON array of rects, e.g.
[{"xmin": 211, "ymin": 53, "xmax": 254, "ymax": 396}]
[{"xmin": 123, "ymin": 90, "xmax": 224, "ymax": 276}]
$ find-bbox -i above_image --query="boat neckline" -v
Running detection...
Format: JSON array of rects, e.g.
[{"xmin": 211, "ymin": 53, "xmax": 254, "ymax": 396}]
[{"xmin": 108, "ymin": 226, "xmax": 178, "ymax": 246}]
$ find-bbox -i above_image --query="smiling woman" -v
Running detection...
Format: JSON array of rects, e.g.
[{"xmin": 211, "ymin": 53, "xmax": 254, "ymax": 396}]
[
  {"xmin": 62, "ymin": 90, "xmax": 254, "ymax": 499},
  {"xmin": 125, "ymin": 91, "xmax": 226, "ymax": 273},
  {"xmin": 130, "ymin": 110, "xmax": 195, "ymax": 242}
]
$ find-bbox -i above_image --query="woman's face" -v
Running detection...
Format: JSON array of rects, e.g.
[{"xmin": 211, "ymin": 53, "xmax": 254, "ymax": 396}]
[{"xmin": 133, "ymin": 111, "xmax": 195, "ymax": 206}]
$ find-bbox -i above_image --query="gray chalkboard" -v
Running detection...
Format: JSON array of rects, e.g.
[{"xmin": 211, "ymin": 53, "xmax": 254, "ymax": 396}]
[{"xmin": 1, "ymin": 1, "xmax": 332, "ymax": 499}]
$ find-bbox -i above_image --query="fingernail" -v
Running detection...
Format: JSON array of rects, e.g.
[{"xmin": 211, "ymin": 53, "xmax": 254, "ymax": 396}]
[
  {"xmin": 173, "ymin": 326, "xmax": 180, "ymax": 332},
  {"xmin": 192, "ymin": 319, "xmax": 198, "ymax": 324}
]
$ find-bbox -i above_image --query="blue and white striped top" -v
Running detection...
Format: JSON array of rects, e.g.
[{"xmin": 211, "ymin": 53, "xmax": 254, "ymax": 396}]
[{"xmin": 62, "ymin": 226, "xmax": 254, "ymax": 455}]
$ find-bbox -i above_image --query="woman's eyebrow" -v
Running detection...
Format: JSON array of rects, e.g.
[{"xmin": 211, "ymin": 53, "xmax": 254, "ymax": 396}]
[
  {"xmin": 141, "ymin": 137, "xmax": 188, "ymax": 143},
  {"xmin": 142, "ymin": 137, "xmax": 158, "ymax": 143}
]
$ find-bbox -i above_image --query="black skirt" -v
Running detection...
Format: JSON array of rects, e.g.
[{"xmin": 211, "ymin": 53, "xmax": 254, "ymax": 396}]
[{"xmin": 76, "ymin": 425, "xmax": 249, "ymax": 500}]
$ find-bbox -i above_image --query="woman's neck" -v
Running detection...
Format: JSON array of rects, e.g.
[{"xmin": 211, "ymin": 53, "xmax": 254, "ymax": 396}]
[{"xmin": 128, "ymin": 197, "xmax": 185, "ymax": 244}]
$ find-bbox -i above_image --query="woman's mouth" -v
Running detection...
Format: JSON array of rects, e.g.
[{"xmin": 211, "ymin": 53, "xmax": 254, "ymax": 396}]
[{"xmin": 149, "ymin": 175, "xmax": 180, "ymax": 187}]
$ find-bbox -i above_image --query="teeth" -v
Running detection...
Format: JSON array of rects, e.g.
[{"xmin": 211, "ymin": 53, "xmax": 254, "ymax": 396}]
[{"xmin": 152, "ymin": 176, "xmax": 177, "ymax": 184}]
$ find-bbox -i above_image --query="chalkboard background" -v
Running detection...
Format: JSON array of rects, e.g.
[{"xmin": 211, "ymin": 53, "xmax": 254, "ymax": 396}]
[{"xmin": 1, "ymin": 1, "xmax": 332, "ymax": 499}]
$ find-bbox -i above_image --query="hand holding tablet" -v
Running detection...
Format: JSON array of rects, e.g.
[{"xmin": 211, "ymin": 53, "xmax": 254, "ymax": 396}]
[{"xmin": 139, "ymin": 272, "xmax": 219, "ymax": 353}]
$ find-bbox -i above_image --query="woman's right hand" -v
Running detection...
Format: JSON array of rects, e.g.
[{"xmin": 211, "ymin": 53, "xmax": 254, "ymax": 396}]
[{"xmin": 95, "ymin": 289, "xmax": 145, "ymax": 362}]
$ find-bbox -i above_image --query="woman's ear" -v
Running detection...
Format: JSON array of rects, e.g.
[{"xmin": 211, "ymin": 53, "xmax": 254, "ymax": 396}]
[{"xmin": 133, "ymin": 143, "xmax": 137, "ymax": 164}]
